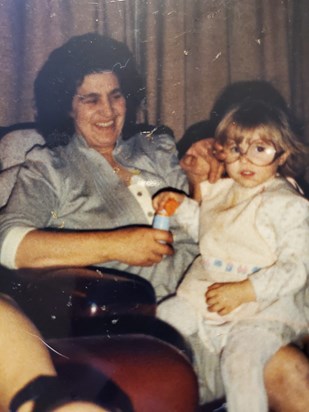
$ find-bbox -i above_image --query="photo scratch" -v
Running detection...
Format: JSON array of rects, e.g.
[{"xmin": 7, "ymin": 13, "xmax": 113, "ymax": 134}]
[
  {"xmin": 212, "ymin": 52, "xmax": 222, "ymax": 62},
  {"xmin": 39, "ymin": 339, "xmax": 70, "ymax": 359},
  {"xmin": 25, "ymin": 330, "xmax": 70, "ymax": 359},
  {"xmin": 112, "ymin": 58, "xmax": 130, "ymax": 70}
]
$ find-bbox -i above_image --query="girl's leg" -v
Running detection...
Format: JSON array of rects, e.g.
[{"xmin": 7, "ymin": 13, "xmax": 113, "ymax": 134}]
[
  {"xmin": 157, "ymin": 295, "xmax": 199, "ymax": 336},
  {"xmin": 188, "ymin": 332, "xmax": 225, "ymax": 405},
  {"xmin": 221, "ymin": 322, "xmax": 287, "ymax": 412}
]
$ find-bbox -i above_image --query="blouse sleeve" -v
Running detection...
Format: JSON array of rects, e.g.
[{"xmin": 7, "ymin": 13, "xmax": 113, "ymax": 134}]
[
  {"xmin": 0, "ymin": 129, "xmax": 45, "ymax": 208},
  {"xmin": 174, "ymin": 197, "xmax": 200, "ymax": 242},
  {"xmin": 250, "ymin": 195, "xmax": 309, "ymax": 304},
  {"xmin": 0, "ymin": 148, "xmax": 60, "ymax": 257},
  {"xmin": 148, "ymin": 132, "xmax": 189, "ymax": 192}
]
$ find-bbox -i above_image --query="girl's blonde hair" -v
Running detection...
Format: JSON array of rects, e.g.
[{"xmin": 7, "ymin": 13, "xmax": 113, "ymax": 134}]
[{"xmin": 215, "ymin": 100, "xmax": 308, "ymax": 177}]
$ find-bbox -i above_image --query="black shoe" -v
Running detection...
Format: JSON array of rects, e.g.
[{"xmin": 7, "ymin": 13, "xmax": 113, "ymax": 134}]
[{"xmin": 10, "ymin": 375, "xmax": 133, "ymax": 412}]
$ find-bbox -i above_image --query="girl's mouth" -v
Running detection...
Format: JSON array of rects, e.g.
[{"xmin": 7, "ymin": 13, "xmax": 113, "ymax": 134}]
[{"xmin": 240, "ymin": 170, "xmax": 255, "ymax": 177}]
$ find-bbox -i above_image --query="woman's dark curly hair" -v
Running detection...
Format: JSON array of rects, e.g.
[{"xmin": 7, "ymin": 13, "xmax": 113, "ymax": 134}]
[{"xmin": 34, "ymin": 33, "xmax": 145, "ymax": 147}]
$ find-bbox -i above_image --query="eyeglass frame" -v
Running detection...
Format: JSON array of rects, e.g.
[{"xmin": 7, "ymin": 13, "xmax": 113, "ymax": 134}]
[{"xmin": 223, "ymin": 140, "xmax": 285, "ymax": 167}]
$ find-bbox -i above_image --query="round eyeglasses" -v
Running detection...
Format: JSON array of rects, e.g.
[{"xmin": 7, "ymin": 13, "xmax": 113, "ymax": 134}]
[{"xmin": 224, "ymin": 140, "xmax": 284, "ymax": 166}]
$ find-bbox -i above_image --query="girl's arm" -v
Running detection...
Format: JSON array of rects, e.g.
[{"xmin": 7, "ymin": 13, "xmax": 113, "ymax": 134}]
[
  {"xmin": 206, "ymin": 194, "xmax": 309, "ymax": 315},
  {"xmin": 172, "ymin": 197, "xmax": 200, "ymax": 242},
  {"xmin": 206, "ymin": 279, "xmax": 256, "ymax": 315},
  {"xmin": 152, "ymin": 191, "xmax": 200, "ymax": 242},
  {"xmin": 249, "ymin": 196, "xmax": 309, "ymax": 303}
]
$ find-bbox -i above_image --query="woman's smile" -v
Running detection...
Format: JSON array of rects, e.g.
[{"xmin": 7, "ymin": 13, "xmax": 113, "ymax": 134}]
[{"xmin": 94, "ymin": 120, "xmax": 115, "ymax": 128}]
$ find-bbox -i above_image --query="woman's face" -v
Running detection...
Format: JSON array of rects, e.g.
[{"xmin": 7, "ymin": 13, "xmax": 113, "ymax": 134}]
[{"xmin": 71, "ymin": 71, "xmax": 126, "ymax": 153}]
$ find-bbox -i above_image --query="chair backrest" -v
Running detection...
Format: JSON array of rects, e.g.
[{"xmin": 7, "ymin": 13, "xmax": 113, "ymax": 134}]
[
  {"xmin": 0, "ymin": 122, "xmax": 36, "ymax": 140},
  {"xmin": 0, "ymin": 125, "xmax": 45, "ymax": 208}
]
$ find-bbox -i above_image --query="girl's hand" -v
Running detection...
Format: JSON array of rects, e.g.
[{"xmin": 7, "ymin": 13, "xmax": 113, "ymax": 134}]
[
  {"xmin": 205, "ymin": 279, "xmax": 256, "ymax": 315},
  {"xmin": 152, "ymin": 191, "xmax": 185, "ymax": 213}
]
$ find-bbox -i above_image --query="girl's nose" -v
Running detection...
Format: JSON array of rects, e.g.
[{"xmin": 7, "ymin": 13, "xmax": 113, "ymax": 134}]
[{"xmin": 239, "ymin": 153, "xmax": 249, "ymax": 163}]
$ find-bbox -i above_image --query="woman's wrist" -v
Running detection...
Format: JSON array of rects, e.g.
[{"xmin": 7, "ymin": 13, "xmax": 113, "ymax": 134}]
[{"xmin": 188, "ymin": 181, "xmax": 202, "ymax": 202}]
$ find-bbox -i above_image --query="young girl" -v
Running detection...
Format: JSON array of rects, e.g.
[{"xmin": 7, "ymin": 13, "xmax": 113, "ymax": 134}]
[{"xmin": 153, "ymin": 100, "xmax": 309, "ymax": 412}]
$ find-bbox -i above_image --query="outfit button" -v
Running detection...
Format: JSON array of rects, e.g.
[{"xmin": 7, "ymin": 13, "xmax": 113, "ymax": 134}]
[
  {"xmin": 137, "ymin": 191, "xmax": 143, "ymax": 196},
  {"xmin": 148, "ymin": 211, "xmax": 154, "ymax": 217}
]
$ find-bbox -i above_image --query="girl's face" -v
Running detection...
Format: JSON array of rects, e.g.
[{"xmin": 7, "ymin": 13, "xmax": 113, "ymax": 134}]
[
  {"xmin": 224, "ymin": 129, "xmax": 289, "ymax": 188},
  {"xmin": 71, "ymin": 71, "xmax": 126, "ymax": 154}
]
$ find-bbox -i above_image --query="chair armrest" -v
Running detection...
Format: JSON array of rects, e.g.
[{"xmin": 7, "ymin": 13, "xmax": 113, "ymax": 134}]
[
  {"xmin": 0, "ymin": 265, "xmax": 156, "ymax": 338},
  {"xmin": 49, "ymin": 334, "xmax": 199, "ymax": 412}
]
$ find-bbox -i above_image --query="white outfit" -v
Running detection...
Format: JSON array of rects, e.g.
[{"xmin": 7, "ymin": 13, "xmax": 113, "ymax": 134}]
[{"xmin": 158, "ymin": 177, "xmax": 309, "ymax": 410}]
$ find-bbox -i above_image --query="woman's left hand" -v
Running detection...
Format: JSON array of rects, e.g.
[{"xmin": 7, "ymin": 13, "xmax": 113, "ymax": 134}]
[
  {"xmin": 180, "ymin": 138, "xmax": 225, "ymax": 185},
  {"xmin": 205, "ymin": 279, "xmax": 256, "ymax": 315}
]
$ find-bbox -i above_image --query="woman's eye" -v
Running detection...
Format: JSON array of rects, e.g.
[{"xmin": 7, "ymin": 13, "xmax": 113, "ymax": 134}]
[
  {"xmin": 78, "ymin": 96, "xmax": 99, "ymax": 105},
  {"xmin": 111, "ymin": 92, "xmax": 124, "ymax": 100},
  {"xmin": 86, "ymin": 99, "xmax": 98, "ymax": 105}
]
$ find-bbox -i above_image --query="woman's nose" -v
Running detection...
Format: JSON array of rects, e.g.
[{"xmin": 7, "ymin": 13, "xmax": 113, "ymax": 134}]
[{"xmin": 98, "ymin": 97, "xmax": 114, "ymax": 117}]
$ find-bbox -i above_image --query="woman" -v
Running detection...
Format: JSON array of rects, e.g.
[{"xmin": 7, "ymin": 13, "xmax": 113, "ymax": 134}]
[
  {"xmin": 0, "ymin": 33, "xmax": 308, "ymax": 410},
  {"xmin": 0, "ymin": 33, "xmax": 200, "ymax": 300}
]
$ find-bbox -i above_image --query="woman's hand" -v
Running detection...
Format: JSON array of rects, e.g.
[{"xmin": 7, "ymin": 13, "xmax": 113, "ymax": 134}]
[
  {"xmin": 205, "ymin": 279, "xmax": 256, "ymax": 315},
  {"xmin": 180, "ymin": 138, "xmax": 225, "ymax": 185},
  {"xmin": 110, "ymin": 227, "xmax": 174, "ymax": 267}
]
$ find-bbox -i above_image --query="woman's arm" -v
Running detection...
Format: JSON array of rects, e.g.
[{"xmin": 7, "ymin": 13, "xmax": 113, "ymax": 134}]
[
  {"xmin": 0, "ymin": 141, "xmax": 174, "ymax": 270},
  {"xmin": 180, "ymin": 139, "xmax": 225, "ymax": 200},
  {"xmin": 14, "ymin": 227, "xmax": 174, "ymax": 269}
]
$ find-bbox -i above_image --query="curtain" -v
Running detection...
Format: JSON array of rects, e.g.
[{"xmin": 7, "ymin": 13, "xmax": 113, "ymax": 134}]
[{"xmin": 0, "ymin": 0, "xmax": 308, "ymax": 145}]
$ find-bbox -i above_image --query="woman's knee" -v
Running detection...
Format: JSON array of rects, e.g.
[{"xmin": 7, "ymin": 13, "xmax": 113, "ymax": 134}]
[
  {"xmin": 265, "ymin": 344, "xmax": 309, "ymax": 383},
  {"xmin": 264, "ymin": 344, "xmax": 309, "ymax": 410}
]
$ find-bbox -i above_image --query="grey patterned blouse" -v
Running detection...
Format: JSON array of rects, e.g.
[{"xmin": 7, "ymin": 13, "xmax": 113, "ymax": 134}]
[{"xmin": 0, "ymin": 130, "xmax": 198, "ymax": 299}]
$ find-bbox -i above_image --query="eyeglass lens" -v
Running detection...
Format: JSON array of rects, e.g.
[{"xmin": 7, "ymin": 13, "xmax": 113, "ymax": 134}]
[{"xmin": 225, "ymin": 141, "xmax": 277, "ymax": 166}]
